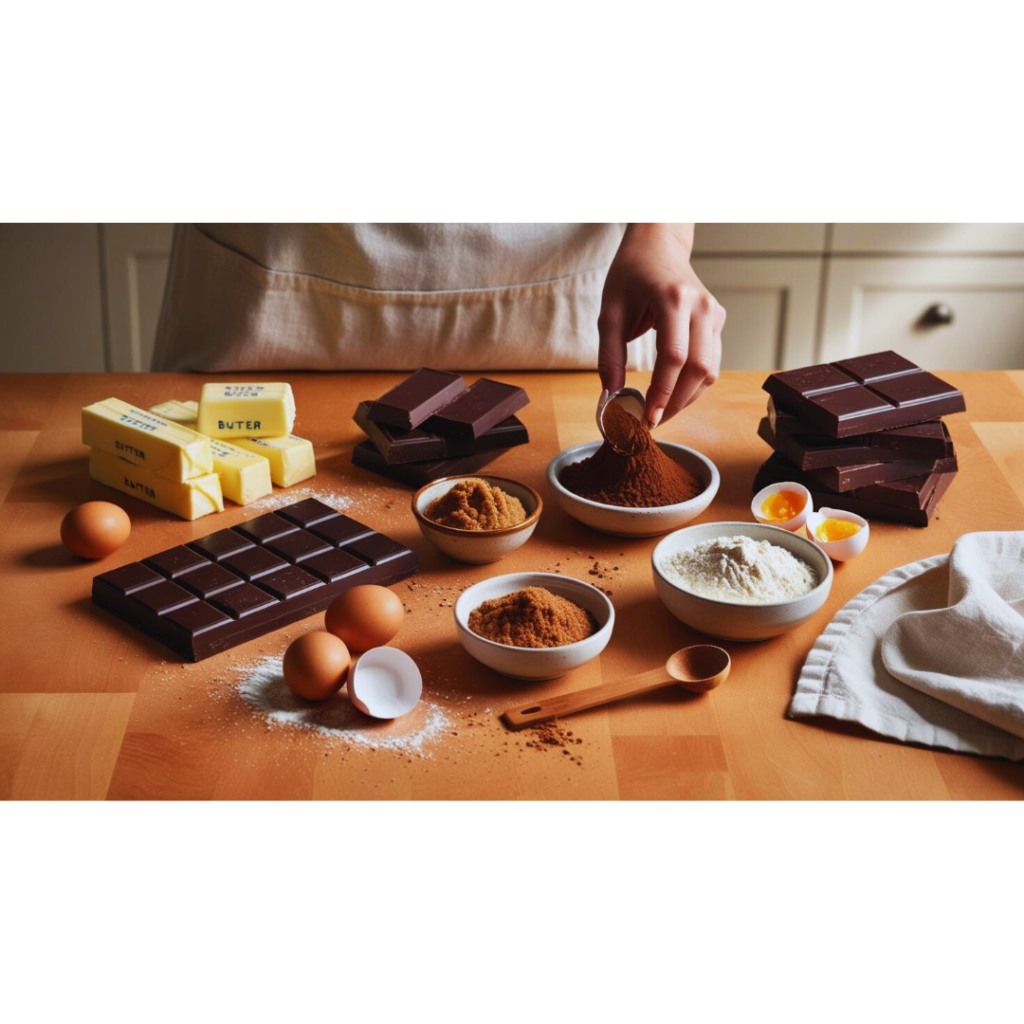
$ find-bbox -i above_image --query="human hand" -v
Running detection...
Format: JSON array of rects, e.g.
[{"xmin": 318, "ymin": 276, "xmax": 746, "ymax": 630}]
[{"xmin": 598, "ymin": 223, "xmax": 726, "ymax": 428}]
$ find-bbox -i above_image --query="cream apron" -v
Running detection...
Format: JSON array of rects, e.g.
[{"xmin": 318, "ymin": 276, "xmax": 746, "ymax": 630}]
[{"xmin": 151, "ymin": 224, "xmax": 656, "ymax": 373}]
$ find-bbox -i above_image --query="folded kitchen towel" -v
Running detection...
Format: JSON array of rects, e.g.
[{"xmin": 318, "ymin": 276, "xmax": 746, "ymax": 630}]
[
  {"xmin": 882, "ymin": 532, "xmax": 1024, "ymax": 739},
  {"xmin": 790, "ymin": 532, "xmax": 1024, "ymax": 760}
]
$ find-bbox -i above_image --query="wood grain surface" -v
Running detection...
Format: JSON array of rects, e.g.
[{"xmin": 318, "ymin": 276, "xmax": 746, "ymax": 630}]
[{"xmin": 1, "ymin": 370, "xmax": 1022, "ymax": 801}]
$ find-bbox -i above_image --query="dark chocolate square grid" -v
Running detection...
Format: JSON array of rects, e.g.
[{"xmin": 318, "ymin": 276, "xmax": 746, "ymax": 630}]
[
  {"xmin": 92, "ymin": 500, "xmax": 418, "ymax": 661},
  {"xmin": 763, "ymin": 350, "xmax": 965, "ymax": 438}
]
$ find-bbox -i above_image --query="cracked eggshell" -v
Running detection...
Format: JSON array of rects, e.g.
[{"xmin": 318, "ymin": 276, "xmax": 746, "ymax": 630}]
[
  {"xmin": 806, "ymin": 507, "xmax": 870, "ymax": 562},
  {"xmin": 348, "ymin": 647, "xmax": 422, "ymax": 720}
]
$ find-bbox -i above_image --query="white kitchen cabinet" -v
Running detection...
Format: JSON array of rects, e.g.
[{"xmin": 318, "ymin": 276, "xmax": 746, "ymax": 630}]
[
  {"xmin": 692, "ymin": 258, "xmax": 822, "ymax": 370},
  {"xmin": 831, "ymin": 224, "xmax": 1024, "ymax": 254},
  {"xmin": 820, "ymin": 257, "xmax": 1024, "ymax": 369},
  {"xmin": 101, "ymin": 224, "xmax": 174, "ymax": 371},
  {"xmin": 694, "ymin": 224, "xmax": 826, "ymax": 255}
]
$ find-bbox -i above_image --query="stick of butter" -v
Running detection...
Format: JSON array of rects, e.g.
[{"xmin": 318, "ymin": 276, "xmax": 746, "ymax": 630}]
[
  {"xmin": 83, "ymin": 398, "xmax": 213, "ymax": 483},
  {"xmin": 197, "ymin": 383, "xmax": 296, "ymax": 439},
  {"xmin": 149, "ymin": 399, "xmax": 199, "ymax": 424},
  {"xmin": 148, "ymin": 402, "xmax": 273, "ymax": 506},
  {"xmin": 208, "ymin": 438, "xmax": 273, "ymax": 505},
  {"xmin": 231, "ymin": 435, "xmax": 316, "ymax": 488},
  {"xmin": 89, "ymin": 449, "xmax": 223, "ymax": 520}
]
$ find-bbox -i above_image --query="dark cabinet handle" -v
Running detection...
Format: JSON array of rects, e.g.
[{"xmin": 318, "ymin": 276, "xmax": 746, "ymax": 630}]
[{"xmin": 921, "ymin": 302, "xmax": 954, "ymax": 326}]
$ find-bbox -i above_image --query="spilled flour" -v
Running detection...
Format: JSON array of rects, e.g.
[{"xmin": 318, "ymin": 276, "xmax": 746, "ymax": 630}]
[
  {"xmin": 244, "ymin": 486, "xmax": 361, "ymax": 516},
  {"xmin": 235, "ymin": 654, "xmax": 451, "ymax": 756}
]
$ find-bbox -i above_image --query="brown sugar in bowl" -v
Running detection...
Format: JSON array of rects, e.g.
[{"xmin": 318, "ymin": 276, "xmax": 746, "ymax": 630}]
[
  {"xmin": 412, "ymin": 475, "xmax": 542, "ymax": 564},
  {"xmin": 547, "ymin": 440, "xmax": 720, "ymax": 538},
  {"xmin": 454, "ymin": 572, "xmax": 614, "ymax": 680}
]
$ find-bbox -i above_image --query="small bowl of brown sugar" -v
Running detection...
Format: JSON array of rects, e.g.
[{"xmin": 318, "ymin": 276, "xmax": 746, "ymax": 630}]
[
  {"xmin": 454, "ymin": 572, "xmax": 614, "ymax": 680},
  {"xmin": 547, "ymin": 399, "xmax": 719, "ymax": 537},
  {"xmin": 412, "ymin": 475, "xmax": 542, "ymax": 563}
]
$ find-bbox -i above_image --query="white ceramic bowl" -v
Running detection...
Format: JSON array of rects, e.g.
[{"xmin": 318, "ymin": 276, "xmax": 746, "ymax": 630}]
[
  {"xmin": 454, "ymin": 571, "xmax": 614, "ymax": 681},
  {"xmin": 412, "ymin": 475, "xmax": 542, "ymax": 564},
  {"xmin": 751, "ymin": 481, "xmax": 812, "ymax": 532},
  {"xmin": 806, "ymin": 507, "xmax": 870, "ymax": 562},
  {"xmin": 547, "ymin": 440, "xmax": 719, "ymax": 538},
  {"xmin": 651, "ymin": 522, "xmax": 833, "ymax": 642}
]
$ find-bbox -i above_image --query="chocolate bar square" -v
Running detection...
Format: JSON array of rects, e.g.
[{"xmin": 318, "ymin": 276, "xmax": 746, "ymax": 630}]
[
  {"xmin": 365, "ymin": 368, "xmax": 466, "ymax": 430},
  {"xmin": 423, "ymin": 378, "xmax": 529, "ymax": 440}
]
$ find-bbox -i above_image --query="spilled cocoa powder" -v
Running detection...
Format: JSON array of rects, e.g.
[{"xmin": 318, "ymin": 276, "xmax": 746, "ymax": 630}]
[
  {"xmin": 468, "ymin": 587, "xmax": 596, "ymax": 648},
  {"xmin": 425, "ymin": 477, "xmax": 526, "ymax": 531},
  {"xmin": 560, "ymin": 400, "xmax": 703, "ymax": 508}
]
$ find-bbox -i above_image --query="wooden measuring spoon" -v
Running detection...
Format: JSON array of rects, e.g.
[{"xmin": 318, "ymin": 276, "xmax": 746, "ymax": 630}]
[{"xmin": 501, "ymin": 645, "xmax": 731, "ymax": 731}]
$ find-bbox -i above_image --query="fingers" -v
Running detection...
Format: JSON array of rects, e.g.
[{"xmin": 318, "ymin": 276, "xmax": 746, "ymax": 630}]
[
  {"xmin": 597, "ymin": 301, "xmax": 628, "ymax": 395},
  {"xmin": 660, "ymin": 297, "xmax": 724, "ymax": 423},
  {"xmin": 645, "ymin": 299, "xmax": 690, "ymax": 428}
]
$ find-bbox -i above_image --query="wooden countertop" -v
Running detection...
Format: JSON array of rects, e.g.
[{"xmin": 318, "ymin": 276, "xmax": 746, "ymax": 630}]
[{"xmin": 2, "ymin": 369, "xmax": 1023, "ymax": 800}]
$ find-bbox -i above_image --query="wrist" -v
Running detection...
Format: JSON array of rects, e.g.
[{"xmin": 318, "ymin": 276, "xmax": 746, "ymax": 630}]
[{"xmin": 623, "ymin": 223, "xmax": 695, "ymax": 260}]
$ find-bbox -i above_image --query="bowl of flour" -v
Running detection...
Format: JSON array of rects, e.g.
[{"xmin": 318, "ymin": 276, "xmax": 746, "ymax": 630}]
[{"xmin": 651, "ymin": 522, "xmax": 833, "ymax": 641}]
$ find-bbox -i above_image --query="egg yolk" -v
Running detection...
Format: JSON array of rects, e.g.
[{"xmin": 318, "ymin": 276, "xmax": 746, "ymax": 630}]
[
  {"xmin": 760, "ymin": 490, "xmax": 804, "ymax": 522},
  {"xmin": 817, "ymin": 518, "xmax": 861, "ymax": 542}
]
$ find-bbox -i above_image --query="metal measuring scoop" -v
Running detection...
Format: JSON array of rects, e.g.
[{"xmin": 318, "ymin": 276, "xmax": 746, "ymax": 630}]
[{"xmin": 596, "ymin": 386, "xmax": 648, "ymax": 454}]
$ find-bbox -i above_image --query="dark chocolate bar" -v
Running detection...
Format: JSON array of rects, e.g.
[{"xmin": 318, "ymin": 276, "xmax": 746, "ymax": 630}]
[
  {"xmin": 808, "ymin": 452, "xmax": 957, "ymax": 492},
  {"xmin": 424, "ymin": 378, "xmax": 529, "ymax": 440},
  {"xmin": 758, "ymin": 416, "xmax": 953, "ymax": 470},
  {"xmin": 753, "ymin": 453, "xmax": 956, "ymax": 525},
  {"xmin": 354, "ymin": 401, "xmax": 529, "ymax": 465},
  {"xmin": 92, "ymin": 499, "xmax": 417, "ymax": 661},
  {"xmin": 765, "ymin": 403, "xmax": 946, "ymax": 460},
  {"xmin": 763, "ymin": 351, "xmax": 964, "ymax": 437},
  {"xmin": 365, "ymin": 368, "xmax": 466, "ymax": 431},
  {"xmin": 758, "ymin": 418, "xmax": 957, "ymax": 485},
  {"xmin": 351, "ymin": 438, "xmax": 515, "ymax": 487}
]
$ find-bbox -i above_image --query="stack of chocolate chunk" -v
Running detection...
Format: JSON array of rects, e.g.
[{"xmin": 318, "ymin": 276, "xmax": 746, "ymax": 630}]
[
  {"xmin": 755, "ymin": 351, "xmax": 965, "ymax": 526},
  {"xmin": 352, "ymin": 368, "xmax": 530, "ymax": 486}
]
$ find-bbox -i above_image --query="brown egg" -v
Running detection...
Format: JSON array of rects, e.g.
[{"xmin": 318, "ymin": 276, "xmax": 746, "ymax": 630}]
[
  {"xmin": 283, "ymin": 632, "xmax": 351, "ymax": 701},
  {"xmin": 60, "ymin": 501, "xmax": 131, "ymax": 559},
  {"xmin": 325, "ymin": 585, "xmax": 404, "ymax": 654}
]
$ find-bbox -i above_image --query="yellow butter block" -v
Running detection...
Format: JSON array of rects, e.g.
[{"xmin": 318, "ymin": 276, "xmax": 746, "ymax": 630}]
[
  {"xmin": 197, "ymin": 382, "xmax": 296, "ymax": 439},
  {"xmin": 149, "ymin": 402, "xmax": 272, "ymax": 506},
  {"xmin": 89, "ymin": 449, "xmax": 223, "ymax": 521},
  {"xmin": 231, "ymin": 434, "xmax": 316, "ymax": 488},
  {"xmin": 83, "ymin": 398, "xmax": 212, "ymax": 483},
  {"xmin": 149, "ymin": 399, "xmax": 199, "ymax": 425},
  {"xmin": 208, "ymin": 438, "xmax": 273, "ymax": 505}
]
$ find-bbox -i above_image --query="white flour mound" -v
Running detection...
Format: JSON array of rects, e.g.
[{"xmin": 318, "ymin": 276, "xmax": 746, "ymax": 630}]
[
  {"xmin": 660, "ymin": 534, "xmax": 818, "ymax": 604},
  {"xmin": 235, "ymin": 654, "xmax": 450, "ymax": 756}
]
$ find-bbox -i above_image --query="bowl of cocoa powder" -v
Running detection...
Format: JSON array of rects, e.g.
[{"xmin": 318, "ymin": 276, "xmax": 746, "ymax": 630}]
[
  {"xmin": 412, "ymin": 475, "xmax": 542, "ymax": 563},
  {"xmin": 454, "ymin": 572, "xmax": 614, "ymax": 680},
  {"xmin": 547, "ymin": 402, "xmax": 720, "ymax": 537}
]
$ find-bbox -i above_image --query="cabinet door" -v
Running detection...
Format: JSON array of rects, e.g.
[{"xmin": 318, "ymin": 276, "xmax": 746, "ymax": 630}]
[
  {"xmin": 831, "ymin": 224, "xmax": 1024, "ymax": 254},
  {"xmin": 691, "ymin": 258, "xmax": 822, "ymax": 370},
  {"xmin": 821, "ymin": 257, "xmax": 1024, "ymax": 370},
  {"xmin": 693, "ymin": 224, "xmax": 826, "ymax": 255},
  {"xmin": 101, "ymin": 224, "xmax": 174, "ymax": 371}
]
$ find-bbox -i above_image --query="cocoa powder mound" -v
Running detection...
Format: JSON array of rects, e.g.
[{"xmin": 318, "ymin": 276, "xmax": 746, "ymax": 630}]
[
  {"xmin": 468, "ymin": 586, "xmax": 596, "ymax": 648},
  {"xmin": 560, "ymin": 401, "xmax": 703, "ymax": 508},
  {"xmin": 425, "ymin": 477, "xmax": 526, "ymax": 531}
]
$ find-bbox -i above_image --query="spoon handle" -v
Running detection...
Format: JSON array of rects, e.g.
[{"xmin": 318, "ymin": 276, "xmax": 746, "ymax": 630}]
[{"xmin": 501, "ymin": 667, "xmax": 672, "ymax": 731}]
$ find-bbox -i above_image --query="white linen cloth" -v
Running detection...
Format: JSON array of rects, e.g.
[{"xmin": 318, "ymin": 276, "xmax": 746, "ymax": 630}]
[
  {"xmin": 152, "ymin": 223, "xmax": 658, "ymax": 373},
  {"xmin": 791, "ymin": 532, "xmax": 1024, "ymax": 760}
]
